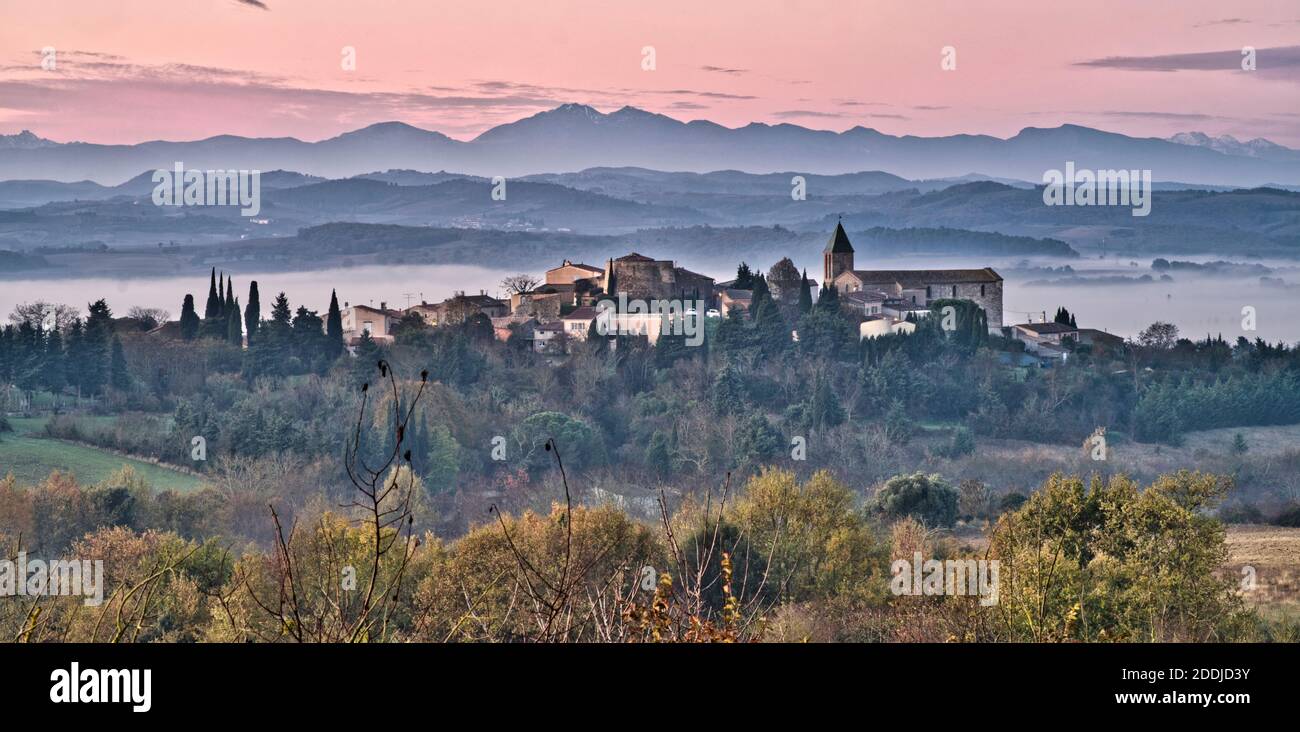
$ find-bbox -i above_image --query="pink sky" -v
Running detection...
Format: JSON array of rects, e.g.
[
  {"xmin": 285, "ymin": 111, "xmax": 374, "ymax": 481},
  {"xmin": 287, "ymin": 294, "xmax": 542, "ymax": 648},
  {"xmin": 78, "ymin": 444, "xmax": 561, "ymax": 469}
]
[{"xmin": 2, "ymin": 0, "xmax": 1298, "ymax": 144}]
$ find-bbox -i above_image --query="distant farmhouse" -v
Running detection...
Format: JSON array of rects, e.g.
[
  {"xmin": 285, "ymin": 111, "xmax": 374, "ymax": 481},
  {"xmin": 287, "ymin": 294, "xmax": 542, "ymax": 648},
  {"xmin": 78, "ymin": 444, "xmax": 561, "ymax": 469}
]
[{"xmin": 823, "ymin": 222, "xmax": 1004, "ymax": 333}]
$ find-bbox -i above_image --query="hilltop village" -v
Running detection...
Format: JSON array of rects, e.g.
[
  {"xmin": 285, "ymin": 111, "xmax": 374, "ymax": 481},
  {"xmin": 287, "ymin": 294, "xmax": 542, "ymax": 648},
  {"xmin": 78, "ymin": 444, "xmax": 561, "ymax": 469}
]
[{"xmin": 339, "ymin": 223, "xmax": 1115, "ymax": 363}]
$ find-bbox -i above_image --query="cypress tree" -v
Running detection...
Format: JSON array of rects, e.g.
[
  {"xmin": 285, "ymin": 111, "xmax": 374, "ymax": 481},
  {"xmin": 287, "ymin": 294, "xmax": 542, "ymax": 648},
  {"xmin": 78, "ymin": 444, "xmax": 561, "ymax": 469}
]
[
  {"xmin": 816, "ymin": 281, "xmax": 839, "ymax": 312},
  {"xmin": 204, "ymin": 268, "xmax": 219, "ymax": 320},
  {"xmin": 228, "ymin": 297, "xmax": 242, "ymax": 346},
  {"xmin": 749, "ymin": 274, "xmax": 770, "ymax": 316},
  {"xmin": 218, "ymin": 272, "xmax": 227, "ymax": 317},
  {"xmin": 244, "ymin": 281, "xmax": 261, "ymax": 346},
  {"xmin": 225, "ymin": 276, "xmax": 235, "ymax": 317},
  {"xmin": 204, "ymin": 270, "xmax": 224, "ymax": 338},
  {"xmin": 798, "ymin": 269, "xmax": 813, "ymax": 313},
  {"xmin": 326, "ymin": 289, "xmax": 344, "ymax": 358},
  {"xmin": 180, "ymin": 294, "xmax": 200, "ymax": 340}
]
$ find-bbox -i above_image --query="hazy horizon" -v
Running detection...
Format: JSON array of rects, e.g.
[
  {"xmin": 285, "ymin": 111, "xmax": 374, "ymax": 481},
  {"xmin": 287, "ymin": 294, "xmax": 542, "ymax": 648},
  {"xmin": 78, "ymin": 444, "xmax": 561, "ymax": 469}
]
[{"xmin": 2, "ymin": 0, "xmax": 1298, "ymax": 145}]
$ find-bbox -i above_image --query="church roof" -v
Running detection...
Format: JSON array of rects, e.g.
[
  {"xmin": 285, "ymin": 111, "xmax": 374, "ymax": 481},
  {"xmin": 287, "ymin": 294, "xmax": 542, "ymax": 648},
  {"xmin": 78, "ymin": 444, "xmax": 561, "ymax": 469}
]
[
  {"xmin": 615, "ymin": 252, "xmax": 657, "ymax": 262},
  {"xmin": 824, "ymin": 221, "xmax": 854, "ymax": 254},
  {"xmin": 846, "ymin": 267, "xmax": 1002, "ymax": 285}
]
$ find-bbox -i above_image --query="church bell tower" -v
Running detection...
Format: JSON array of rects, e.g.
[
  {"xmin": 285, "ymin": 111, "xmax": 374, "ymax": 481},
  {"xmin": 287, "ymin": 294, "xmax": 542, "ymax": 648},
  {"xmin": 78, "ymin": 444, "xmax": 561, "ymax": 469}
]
[{"xmin": 823, "ymin": 220, "xmax": 854, "ymax": 288}]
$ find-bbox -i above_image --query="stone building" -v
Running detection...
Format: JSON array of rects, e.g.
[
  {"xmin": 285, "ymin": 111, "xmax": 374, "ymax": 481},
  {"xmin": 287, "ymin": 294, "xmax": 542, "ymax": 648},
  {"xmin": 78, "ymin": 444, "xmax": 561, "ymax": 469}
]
[
  {"xmin": 822, "ymin": 222, "xmax": 1003, "ymax": 329},
  {"xmin": 601, "ymin": 253, "xmax": 715, "ymax": 306}
]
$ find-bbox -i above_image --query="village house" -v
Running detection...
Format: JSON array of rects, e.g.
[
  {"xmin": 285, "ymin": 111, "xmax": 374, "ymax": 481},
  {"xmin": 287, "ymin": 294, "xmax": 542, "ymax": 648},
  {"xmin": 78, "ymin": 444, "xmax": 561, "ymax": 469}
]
[
  {"xmin": 341, "ymin": 302, "xmax": 402, "ymax": 345},
  {"xmin": 532, "ymin": 321, "xmax": 566, "ymax": 353},
  {"xmin": 842, "ymin": 289, "xmax": 888, "ymax": 317},
  {"xmin": 545, "ymin": 259, "xmax": 604, "ymax": 287},
  {"xmin": 490, "ymin": 313, "xmax": 539, "ymax": 343},
  {"xmin": 560, "ymin": 306, "xmax": 599, "ymax": 341},
  {"xmin": 717, "ymin": 288, "xmax": 753, "ymax": 317}
]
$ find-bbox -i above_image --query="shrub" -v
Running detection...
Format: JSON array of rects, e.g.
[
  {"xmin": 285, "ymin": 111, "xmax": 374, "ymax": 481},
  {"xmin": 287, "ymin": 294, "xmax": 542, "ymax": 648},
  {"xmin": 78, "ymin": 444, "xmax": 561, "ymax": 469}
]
[{"xmin": 871, "ymin": 472, "xmax": 958, "ymax": 527}]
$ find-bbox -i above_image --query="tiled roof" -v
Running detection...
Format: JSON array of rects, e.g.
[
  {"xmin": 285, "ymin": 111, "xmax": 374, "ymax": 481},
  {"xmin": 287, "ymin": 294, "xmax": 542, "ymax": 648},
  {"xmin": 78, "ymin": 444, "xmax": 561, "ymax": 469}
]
[
  {"xmin": 849, "ymin": 267, "xmax": 1003, "ymax": 285},
  {"xmin": 1016, "ymin": 322, "xmax": 1076, "ymax": 334},
  {"xmin": 551, "ymin": 261, "xmax": 603, "ymax": 273},
  {"xmin": 563, "ymin": 306, "xmax": 599, "ymax": 321},
  {"xmin": 615, "ymin": 252, "xmax": 657, "ymax": 262}
]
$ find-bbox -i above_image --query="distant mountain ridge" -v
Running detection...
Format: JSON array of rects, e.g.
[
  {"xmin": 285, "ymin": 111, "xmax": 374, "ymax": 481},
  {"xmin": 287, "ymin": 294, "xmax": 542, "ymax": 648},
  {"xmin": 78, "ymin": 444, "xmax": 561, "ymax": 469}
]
[
  {"xmin": 1168, "ymin": 132, "xmax": 1300, "ymax": 163},
  {"xmin": 3, "ymin": 106, "xmax": 1299, "ymax": 186}
]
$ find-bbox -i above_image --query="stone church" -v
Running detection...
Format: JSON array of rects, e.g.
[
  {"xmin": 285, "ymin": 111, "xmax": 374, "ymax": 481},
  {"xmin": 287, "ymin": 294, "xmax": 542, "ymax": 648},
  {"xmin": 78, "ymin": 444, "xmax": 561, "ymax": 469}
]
[{"xmin": 823, "ymin": 222, "xmax": 1003, "ymax": 329}]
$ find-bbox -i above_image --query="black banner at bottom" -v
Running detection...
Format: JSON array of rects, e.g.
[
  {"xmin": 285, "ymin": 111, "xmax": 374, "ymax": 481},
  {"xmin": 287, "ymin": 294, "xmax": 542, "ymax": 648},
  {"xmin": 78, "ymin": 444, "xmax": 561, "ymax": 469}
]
[{"xmin": 0, "ymin": 642, "xmax": 1288, "ymax": 720}]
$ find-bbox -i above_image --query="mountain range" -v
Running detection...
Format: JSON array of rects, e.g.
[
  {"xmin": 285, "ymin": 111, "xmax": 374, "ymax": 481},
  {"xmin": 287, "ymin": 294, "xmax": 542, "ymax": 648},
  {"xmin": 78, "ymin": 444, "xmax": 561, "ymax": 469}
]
[{"xmin": 2, "ymin": 104, "xmax": 1298, "ymax": 186}]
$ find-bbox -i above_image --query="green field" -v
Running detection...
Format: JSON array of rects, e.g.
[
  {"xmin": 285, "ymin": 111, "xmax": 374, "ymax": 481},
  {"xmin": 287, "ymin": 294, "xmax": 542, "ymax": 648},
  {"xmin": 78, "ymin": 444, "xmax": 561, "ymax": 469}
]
[{"xmin": 0, "ymin": 416, "xmax": 204, "ymax": 492}]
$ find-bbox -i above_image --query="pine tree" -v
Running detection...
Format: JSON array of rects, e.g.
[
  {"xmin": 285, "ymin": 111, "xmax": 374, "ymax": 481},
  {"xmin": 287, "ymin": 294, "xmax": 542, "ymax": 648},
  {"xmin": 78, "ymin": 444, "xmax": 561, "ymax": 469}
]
[
  {"xmin": 326, "ymin": 289, "xmax": 344, "ymax": 358},
  {"xmin": 110, "ymin": 335, "xmax": 130, "ymax": 391},
  {"xmin": 798, "ymin": 269, "xmax": 813, "ymax": 314},
  {"xmin": 735, "ymin": 262, "xmax": 754, "ymax": 290},
  {"xmin": 83, "ymin": 299, "xmax": 113, "ymax": 395},
  {"xmin": 270, "ymin": 292, "xmax": 292, "ymax": 330},
  {"xmin": 244, "ymin": 281, "xmax": 261, "ymax": 346},
  {"xmin": 180, "ymin": 294, "xmax": 200, "ymax": 340}
]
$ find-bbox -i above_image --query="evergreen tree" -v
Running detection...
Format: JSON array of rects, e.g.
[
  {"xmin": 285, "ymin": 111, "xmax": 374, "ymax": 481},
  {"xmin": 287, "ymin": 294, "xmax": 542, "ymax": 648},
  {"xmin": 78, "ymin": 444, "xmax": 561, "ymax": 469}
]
[
  {"xmin": 227, "ymin": 297, "xmax": 243, "ymax": 346},
  {"xmin": 807, "ymin": 371, "xmax": 845, "ymax": 431},
  {"xmin": 734, "ymin": 262, "xmax": 754, "ymax": 290},
  {"xmin": 749, "ymin": 274, "xmax": 771, "ymax": 316},
  {"xmin": 325, "ymin": 289, "xmax": 343, "ymax": 358},
  {"xmin": 41, "ymin": 326, "xmax": 66, "ymax": 394},
  {"xmin": 291, "ymin": 306, "xmax": 326, "ymax": 368},
  {"xmin": 65, "ymin": 319, "xmax": 85, "ymax": 395},
  {"xmin": 109, "ymin": 335, "xmax": 131, "ymax": 391},
  {"xmin": 244, "ymin": 281, "xmax": 261, "ymax": 346},
  {"xmin": 646, "ymin": 430, "xmax": 672, "ymax": 478},
  {"xmin": 0, "ymin": 325, "xmax": 13, "ymax": 389},
  {"xmin": 12, "ymin": 321, "xmax": 43, "ymax": 396},
  {"xmin": 798, "ymin": 269, "xmax": 813, "ymax": 314},
  {"xmin": 218, "ymin": 272, "xmax": 227, "ymax": 317},
  {"xmin": 711, "ymin": 362, "xmax": 748, "ymax": 414},
  {"xmin": 204, "ymin": 268, "xmax": 219, "ymax": 320},
  {"xmin": 815, "ymin": 281, "xmax": 839, "ymax": 312},
  {"xmin": 179, "ymin": 294, "xmax": 200, "ymax": 340},
  {"xmin": 204, "ymin": 270, "xmax": 225, "ymax": 339},
  {"xmin": 270, "ymin": 292, "xmax": 292, "ymax": 330},
  {"xmin": 752, "ymin": 294, "xmax": 789, "ymax": 356},
  {"xmin": 82, "ymin": 299, "xmax": 113, "ymax": 395}
]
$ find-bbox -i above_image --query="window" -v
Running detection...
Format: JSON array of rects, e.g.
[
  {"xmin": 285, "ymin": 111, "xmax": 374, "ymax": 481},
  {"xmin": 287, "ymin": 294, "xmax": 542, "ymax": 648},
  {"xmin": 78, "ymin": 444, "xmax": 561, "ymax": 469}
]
[
  {"xmin": 926, "ymin": 286, "xmax": 932, "ymax": 298},
  {"xmin": 952, "ymin": 285, "xmax": 957, "ymax": 297},
  {"xmin": 362, "ymin": 321, "xmax": 373, "ymax": 334},
  {"xmin": 981, "ymin": 284, "xmax": 985, "ymax": 297}
]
